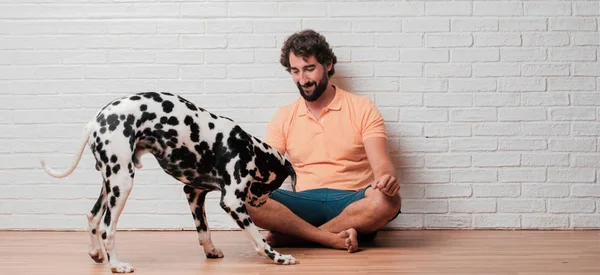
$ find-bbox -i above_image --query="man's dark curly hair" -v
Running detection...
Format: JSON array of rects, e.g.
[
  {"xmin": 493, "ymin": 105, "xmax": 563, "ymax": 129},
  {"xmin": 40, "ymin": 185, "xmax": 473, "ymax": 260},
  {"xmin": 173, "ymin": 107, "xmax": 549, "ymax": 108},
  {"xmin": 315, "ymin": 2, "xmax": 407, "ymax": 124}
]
[{"xmin": 280, "ymin": 29, "xmax": 337, "ymax": 78}]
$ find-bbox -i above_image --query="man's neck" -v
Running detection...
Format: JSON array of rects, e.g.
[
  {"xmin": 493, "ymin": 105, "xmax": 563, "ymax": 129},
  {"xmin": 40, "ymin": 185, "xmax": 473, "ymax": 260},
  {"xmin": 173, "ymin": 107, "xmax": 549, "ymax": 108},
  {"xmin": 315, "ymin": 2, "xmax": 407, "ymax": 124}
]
[{"xmin": 305, "ymin": 85, "xmax": 336, "ymax": 114}]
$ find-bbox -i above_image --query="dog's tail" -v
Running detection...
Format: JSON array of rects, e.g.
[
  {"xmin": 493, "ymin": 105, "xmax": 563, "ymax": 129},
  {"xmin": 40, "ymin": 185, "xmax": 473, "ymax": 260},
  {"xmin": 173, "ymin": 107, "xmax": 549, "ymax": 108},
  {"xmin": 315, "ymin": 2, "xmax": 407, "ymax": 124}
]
[{"xmin": 40, "ymin": 122, "xmax": 93, "ymax": 178}]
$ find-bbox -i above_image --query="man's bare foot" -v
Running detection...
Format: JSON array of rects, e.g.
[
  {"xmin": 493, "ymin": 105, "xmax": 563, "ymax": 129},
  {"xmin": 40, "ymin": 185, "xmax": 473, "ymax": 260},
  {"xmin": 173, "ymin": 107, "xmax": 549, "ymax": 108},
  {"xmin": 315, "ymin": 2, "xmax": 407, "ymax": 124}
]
[{"xmin": 335, "ymin": 228, "xmax": 358, "ymax": 253}]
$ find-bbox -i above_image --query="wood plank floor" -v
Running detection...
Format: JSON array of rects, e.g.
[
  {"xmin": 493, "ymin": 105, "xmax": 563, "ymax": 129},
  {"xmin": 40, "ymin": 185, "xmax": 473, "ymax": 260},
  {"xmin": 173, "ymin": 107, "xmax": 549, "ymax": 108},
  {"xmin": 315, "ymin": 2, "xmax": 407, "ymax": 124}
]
[{"xmin": 0, "ymin": 230, "xmax": 598, "ymax": 275}]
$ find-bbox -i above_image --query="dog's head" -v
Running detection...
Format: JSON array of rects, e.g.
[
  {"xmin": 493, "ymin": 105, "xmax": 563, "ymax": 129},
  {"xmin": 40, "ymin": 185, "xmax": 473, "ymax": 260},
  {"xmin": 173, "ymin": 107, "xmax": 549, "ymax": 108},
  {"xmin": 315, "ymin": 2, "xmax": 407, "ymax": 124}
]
[{"xmin": 246, "ymin": 138, "xmax": 297, "ymax": 207}]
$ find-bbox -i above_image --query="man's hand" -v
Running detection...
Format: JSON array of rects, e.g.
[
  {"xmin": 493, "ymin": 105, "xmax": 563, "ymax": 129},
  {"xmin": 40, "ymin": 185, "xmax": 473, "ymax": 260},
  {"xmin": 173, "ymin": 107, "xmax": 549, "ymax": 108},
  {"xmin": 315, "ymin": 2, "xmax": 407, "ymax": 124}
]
[{"xmin": 371, "ymin": 174, "xmax": 399, "ymax": 197}]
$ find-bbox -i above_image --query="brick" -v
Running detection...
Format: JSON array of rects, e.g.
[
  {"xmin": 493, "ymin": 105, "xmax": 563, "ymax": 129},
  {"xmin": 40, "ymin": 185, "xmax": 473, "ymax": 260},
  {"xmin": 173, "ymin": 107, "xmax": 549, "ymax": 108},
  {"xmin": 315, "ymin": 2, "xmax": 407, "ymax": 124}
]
[
  {"xmin": 548, "ymin": 168, "xmax": 596, "ymax": 183},
  {"xmin": 474, "ymin": 2, "xmax": 523, "ymax": 16},
  {"xmin": 473, "ymin": 122, "xmax": 521, "ymax": 136},
  {"xmin": 398, "ymin": 138, "xmax": 449, "ymax": 153},
  {"xmin": 451, "ymin": 138, "xmax": 497, "ymax": 152},
  {"xmin": 572, "ymin": 154, "xmax": 600, "ymax": 167},
  {"xmin": 522, "ymin": 215, "xmax": 569, "ymax": 229},
  {"xmin": 549, "ymin": 18, "xmax": 597, "ymax": 31},
  {"xmin": 499, "ymin": 138, "xmax": 547, "ymax": 151},
  {"xmin": 473, "ymin": 64, "xmax": 520, "ymax": 77},
  {"xmin": 401, "ymin": 78, "xmax": 448, "ymax": 92},
  {"xmin": 549, "ymin": 199, "xmax": 596, "ymax": 213},
  {"xmin": 401, "ymin": 49, "xmax": 449, "ymax": 63},
  {"xmin": 205, "ymin": 50, "xmax": 254, "ymax": 64},
  {"xmin": 424, "ymin": 64, "xmax": 471, "ymax": 78},
  {"xmin": 425, "ymin": 154, "xmax": 471, "ymax": 168},
  {"xmin": 499, "ymin": 168, "xmax": 546, "ymax": 182},
  {"xmin": 401, "ymin": 199, "xmax": 448, "ymax": 214},
  {"xmin": 572, "ymin": 185, "xmax": 600, "ymax": 198},
  {"xmin": 207, "ymin": 20, "xmax": 252, "ymax": 34},
  {"xmin": 572, "ymin": 215, "xmax": 600, "ymax": 228},
  {"xmin": 473, "ymin": 184, "xmax": 520, "ymax": 197},
  {"xmin": 452, "ymin": 49, "xmax": 499, "ymax": 62},
  {"xmin": 376, "ymin": 63, "xmax": 423, "ymax": 77},
  {"xmin": 452, "ymin": 169, "xmax": 498, "ymax": 183},
  {"xmin": 498, "ymin": 78, "xmax": 546, "ymax": 92},
  {"xmin": 498, "ymin": 199, "xmax": 546, "ymax": 213},
  {"xmin": 522, "ymin": 153, "xmax": 570, "ymax": 167},
  {"xmin": 347, "ymin": 78, "xmax": 399, "ymax": 93},
  {"xmin": 502, "ymin": 49, "xmax": 547, "ymax": 62},
  {"xmin": 228, "ymin": 3, "xmax": 277, "ymax": 17},
  {"xmin": 386, "ymin": 215, "xmax": 424, "ymax": 229},
  {"xmin": 549, "ymin": 139, "xmax": 596, "ymax": 152},
  {"xmin": 451, "ymin": 108, "xmax": 497, "ymax": 122},
  {"xmin": 155, "ymin": 50, "xmax": 204, "ymax": 65},
  {"xmin": 452, "ymin": 18, "xmax": 498, "ymax": 32},
  {"xmin": 157, "ymin": 20, "xmax": 205, "ymax": 34},
  {"xmin": 425, "ymin": 215, "xmax": 471, "ymax": 229},
  {"xmin": 550, "ymin": 48, "xmax": 596, "ymax": 62},
  {"xmin": 521, "ymin": 123, "xmax": 570, "ymax": 136},
  {"xmin": 525, "ymin": 2, "xmax": 571, "ymax": 16},
  {"xmin": 574, "ymin": 62, "xmax": 600, "ymax": 76},
  {"xmin": 474, "ymin": 93, "xmax": 520, "ymax": 107},
  {"xmin": 180, "ymin": 35, "xmax": 227, "ymax": 49},
  {"xmin": 449, "ymin": 79, "xmax": 496, "ymax": 92},
  {"xmin": 523, "ymin": 33, "xmax": 570, "ymax": 47},
  {"xmin": 426, "ymin": 34, "xmax": 473, "ymax": 48},
  {"xmin": 574, "ymin": 1, "xmax": 600, "ymax": 16},
  {"xmin": 498, "ymin": 107, "xmax": 547, "ymax": 121},
  {"xmin": 352, "ymin": 19, "xmax": 402, "ymax": 33},
  {"xmin": 472, "ymin": 153, "xmax": 520, "ymax": 167},
  {"xmin": 522, "ymin": 93, "xmax": 569, "ymax": 106},
  {"xmin": 424, "ymin": 184, "xmax": 472, "ymax": 198},
  {"xmin": 523, "ymin": 63, "xmax": 570, "ymax": 76},
  {"xmin": 377, "ymin": 34, "xmax": 423, "ymax": 47},
  {"xmin": 572, "ymin": 33, "xmax": 600, "ymax": 46},
  {"xmin": 254, "ymin": 19, "xmax": 301, "ymax": 33},
  {"xmin": 403, "ymin": 18, "xmax": 449, "ymax": 32},
  {"xmin": 551, "ymin": 107, "xmax": 596, "ymax": 121},
  {"xmin": 400, "ymin": 169, "xmax": 450, "ymax": 184},
  {"xmin": 522, "ymin": 184, "xmax": 570, "ymax": 198},
  {"xmin": 500, "ymin": 19, "xmax": 547, "ymax": 31},
  {"xmin": 424, "ymin": 124, "xmax": 471, "ymax": 137},
  {"xmin": 450, "ymin": 199, "xmax": 496, "ymax": 213},
  {"xmin": 474, "ymin": 33, "xmax": 521, "ymax": 46},
  {"xmin": 180, "ymin": 3, "xmax": 228, "ymax": 17},
  {"xmin": 473, "ymin": 215, "xmax": 520, "ymax": 228},
  {"xmin": 424, "ymin": 93, "xmax": 472, "ymax": 107},
  {"xmin": 302, "ymin": 19, "xmax": 351, "ymax": 32},
  {"xmin": 351, "ymin": 48, "xmax": 399, "ymax": 62}
]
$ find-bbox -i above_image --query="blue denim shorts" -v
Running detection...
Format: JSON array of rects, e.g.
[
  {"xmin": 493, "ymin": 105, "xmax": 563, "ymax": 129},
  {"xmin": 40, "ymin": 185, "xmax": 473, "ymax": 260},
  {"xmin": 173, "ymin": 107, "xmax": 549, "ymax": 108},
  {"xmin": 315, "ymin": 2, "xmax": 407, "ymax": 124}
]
[{"xmin": 269, "ymin": 185, "xmax": 397, "ymax": 242}]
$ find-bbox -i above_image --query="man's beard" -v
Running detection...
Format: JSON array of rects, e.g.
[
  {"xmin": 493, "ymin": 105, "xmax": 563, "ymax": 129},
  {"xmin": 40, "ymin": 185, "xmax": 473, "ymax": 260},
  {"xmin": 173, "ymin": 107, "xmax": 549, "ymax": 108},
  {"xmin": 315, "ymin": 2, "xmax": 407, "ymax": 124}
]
[{"xmin": 297, "ymin": 72, "xmax": 329, "ymax": 102}]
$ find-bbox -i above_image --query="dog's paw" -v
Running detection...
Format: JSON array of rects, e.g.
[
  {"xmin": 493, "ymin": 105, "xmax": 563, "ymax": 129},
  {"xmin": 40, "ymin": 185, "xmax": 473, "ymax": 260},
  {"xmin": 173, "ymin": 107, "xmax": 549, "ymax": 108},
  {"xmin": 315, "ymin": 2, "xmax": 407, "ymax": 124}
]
[
  {"xmin": 110, "ymin": 262, "xmax": 135, "ymax": 273},
  {"xmin": 205, "ymin": 248, "xmax": 224, "ymax": 259},
  {"xmin": 88, "ymin": 249, "xmax": 105, "ymax": 263},
  {"xmin": 274, "ymin": 254, "xmax": 298, "ymax": 265}
]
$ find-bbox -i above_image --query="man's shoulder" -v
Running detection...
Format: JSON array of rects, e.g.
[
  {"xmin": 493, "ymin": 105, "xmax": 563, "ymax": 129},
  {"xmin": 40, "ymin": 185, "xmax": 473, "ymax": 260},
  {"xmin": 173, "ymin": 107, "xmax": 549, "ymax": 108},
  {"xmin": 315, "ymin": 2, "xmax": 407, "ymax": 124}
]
[{"xmin": 338, "ymin": 88, "xmax": 376, "ymax": 109}]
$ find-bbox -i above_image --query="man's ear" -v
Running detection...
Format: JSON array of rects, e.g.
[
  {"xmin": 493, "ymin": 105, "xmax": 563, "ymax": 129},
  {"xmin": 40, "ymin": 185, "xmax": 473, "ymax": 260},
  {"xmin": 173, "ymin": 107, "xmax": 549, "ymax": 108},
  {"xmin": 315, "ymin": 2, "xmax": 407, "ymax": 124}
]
[{"xmin": 325, "ymin": 62, "xmax": 332, "ymax": 73}]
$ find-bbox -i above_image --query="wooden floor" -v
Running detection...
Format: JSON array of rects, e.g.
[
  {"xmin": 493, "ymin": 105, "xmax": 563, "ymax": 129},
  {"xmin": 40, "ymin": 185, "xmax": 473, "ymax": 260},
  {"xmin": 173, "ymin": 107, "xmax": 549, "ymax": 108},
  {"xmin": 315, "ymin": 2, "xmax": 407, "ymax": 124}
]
[{"xmin": 0, "ymin": 230, "xmax": 598, "ymax": 275}]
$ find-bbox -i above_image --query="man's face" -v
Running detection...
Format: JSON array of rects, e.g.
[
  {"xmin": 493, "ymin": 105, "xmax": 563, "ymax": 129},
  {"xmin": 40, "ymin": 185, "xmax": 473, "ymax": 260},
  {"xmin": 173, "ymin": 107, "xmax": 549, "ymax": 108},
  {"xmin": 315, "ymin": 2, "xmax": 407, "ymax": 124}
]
[{"xmin": 289, "ymin": 52, "xmax": 331, "ymax": 102}]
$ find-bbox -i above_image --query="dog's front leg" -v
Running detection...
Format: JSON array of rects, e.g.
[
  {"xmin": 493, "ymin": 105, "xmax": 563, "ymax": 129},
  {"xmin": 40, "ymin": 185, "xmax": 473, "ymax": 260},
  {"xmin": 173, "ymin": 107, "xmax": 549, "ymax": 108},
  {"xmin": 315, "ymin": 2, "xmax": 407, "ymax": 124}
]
[
  {"xmin": 183, "ymin": 185, "xmax": 223, "ymax": 259},
  {"xmin": 219, "ymin": 190, "xmax": 298, "ymax": 265}
]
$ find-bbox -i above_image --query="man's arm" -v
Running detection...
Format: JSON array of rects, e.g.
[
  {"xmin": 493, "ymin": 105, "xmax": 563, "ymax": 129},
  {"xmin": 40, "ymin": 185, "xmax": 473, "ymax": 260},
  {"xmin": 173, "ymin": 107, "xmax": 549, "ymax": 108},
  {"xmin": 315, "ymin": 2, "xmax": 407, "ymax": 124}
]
[{"xmin": 364, "ymin": 137, "xmax": 399, "ymax": 197}]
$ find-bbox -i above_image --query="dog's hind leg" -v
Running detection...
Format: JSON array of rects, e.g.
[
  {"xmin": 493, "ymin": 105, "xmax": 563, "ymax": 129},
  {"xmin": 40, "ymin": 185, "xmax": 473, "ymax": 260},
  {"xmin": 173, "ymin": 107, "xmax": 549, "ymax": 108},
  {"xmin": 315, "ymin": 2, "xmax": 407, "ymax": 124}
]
[
  {"xmin": 219, "ymin": 183, "xmax": 297, "ymax": 265},
  {"xmin": 183, "ymin": 185, "xmax": 223, "ymax": 259},
  {"xmin": 98, "ymin": 162, "xmax": 135, "ymax": 273},
  {"xmin": 87, "ymin": 186, "xmax": 107, "ymax": 263}
]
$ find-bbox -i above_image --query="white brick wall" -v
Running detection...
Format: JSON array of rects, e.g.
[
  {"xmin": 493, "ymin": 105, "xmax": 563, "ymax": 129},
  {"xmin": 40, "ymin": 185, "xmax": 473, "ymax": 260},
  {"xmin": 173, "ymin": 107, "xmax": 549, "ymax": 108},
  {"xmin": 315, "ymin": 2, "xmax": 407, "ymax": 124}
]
[{"xmin": 1, "ymin": 0, "xmax": 598, "ymax": 231}]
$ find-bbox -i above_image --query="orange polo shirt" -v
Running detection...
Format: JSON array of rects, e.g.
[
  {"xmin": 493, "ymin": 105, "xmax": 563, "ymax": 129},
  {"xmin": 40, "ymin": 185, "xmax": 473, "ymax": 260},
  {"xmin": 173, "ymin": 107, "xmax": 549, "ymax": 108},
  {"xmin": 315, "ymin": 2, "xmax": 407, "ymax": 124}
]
[{"xmin": 265, "ymin": 86, "xmax": 388, "ymax": 192}]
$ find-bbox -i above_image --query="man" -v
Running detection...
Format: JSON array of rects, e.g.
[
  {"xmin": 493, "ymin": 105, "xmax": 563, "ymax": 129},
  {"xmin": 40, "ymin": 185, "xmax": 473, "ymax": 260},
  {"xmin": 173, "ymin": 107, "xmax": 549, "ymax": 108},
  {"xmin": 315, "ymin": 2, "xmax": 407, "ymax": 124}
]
[{"xmin": 246, "ymin": 29, "xmax": 401, "ymax": 253}]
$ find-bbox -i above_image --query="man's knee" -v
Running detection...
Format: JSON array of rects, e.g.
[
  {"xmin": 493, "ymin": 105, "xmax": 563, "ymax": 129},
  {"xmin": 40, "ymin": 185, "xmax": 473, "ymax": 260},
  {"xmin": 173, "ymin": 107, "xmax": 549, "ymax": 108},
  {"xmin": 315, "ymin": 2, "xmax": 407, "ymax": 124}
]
[{"xmin": 367, "ymin": 188, "xmax": 401, "ymax": 223}]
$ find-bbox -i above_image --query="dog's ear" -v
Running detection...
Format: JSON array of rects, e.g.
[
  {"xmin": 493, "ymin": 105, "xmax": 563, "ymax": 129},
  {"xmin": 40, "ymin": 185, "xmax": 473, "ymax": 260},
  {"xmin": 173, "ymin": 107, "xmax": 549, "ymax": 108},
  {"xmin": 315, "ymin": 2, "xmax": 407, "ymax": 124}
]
[{"xmin": 284, "ymin": 159, "xmax": 297, "ymax": 192}]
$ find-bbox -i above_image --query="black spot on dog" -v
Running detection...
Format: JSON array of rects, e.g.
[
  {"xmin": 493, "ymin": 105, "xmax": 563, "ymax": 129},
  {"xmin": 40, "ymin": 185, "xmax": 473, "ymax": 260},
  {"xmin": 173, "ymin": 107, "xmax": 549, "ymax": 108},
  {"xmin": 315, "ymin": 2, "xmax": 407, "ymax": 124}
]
[
  {"xmin": 209, "ymin": 122, "xmax": 214, "ymax": 130},
  {"xmin": 104, "ymin": 208, "xmax": 111, "ymax": 226},
  {"xmin": 154, "ymin": 123, "xmax": 163, "ymax": 130},
  {"xmin": 110, "ymin": 196, "xmax": 116, "ymax": 207},
  {"xmin": 105, "ymin": 140, "xmax": 110, "ymax": 145},
  {"xmin": 140, "ymin": 104, "xmax": 147, "ymax": 112},
  {"xmin": 113, "ymin": 186, "xmax": 120, "ymax": 198},
  {"xmin": 91, "ymin": 193, "xmax": 103, "ymax": 216},
  {"xmin": 162, "ymin": 100, "xmax": 174, "ymax": 113},
  {"xmin": 120, "ymin": 114, "xmax": 125, "ymax": 120},
  {"xmin": 92, "ymin": 229, "xmax": 97, "ymax": 235},
  {"xmin": 111, "ymin": 101, "xmax": 120, "ymax": 106},
  {"xmin": 110, "ymin": 155, "xmax": 117, "ymax": 163},
  {"xmin": 102, "ymin": 232, "xmax": 107, "ymax": 240},
  {"xmin": 112, "ymin": 164, "xmax": 120, "ymax": 174},
  {"xmin": 106, "ymin": 114, "xmax": 120, "ymax": 131},
  {"xmin": 277, "ymin": 259, "xmax": 285, "ymax": 264},
  {"xmin": 184, "ymin": 115, "xmax": 193, "ymax": 126},
  {"xmin": 219, "ymin": 115, "xmax": 233, "ymax": 122},
  {"xmin": 100, "ymin": 127, "xmax": 106, "ymax": 134},
  {"xmin": 167, "ymin": 116, "xmax": 179, "ymax": 126},
  {"xmin": 210, "ymin": 113, "xmax": 218, "ymax": 120},
  {"xmin": 130, "ymin": 95, "xmax": 141, "ymax": 100},
  {"xmin": 136, "ymin": 112, "xmax": 157, "ymax": 127},
  {"xmin": 206, "ymin": 253, "xmax": 220, "ymax": 259}
]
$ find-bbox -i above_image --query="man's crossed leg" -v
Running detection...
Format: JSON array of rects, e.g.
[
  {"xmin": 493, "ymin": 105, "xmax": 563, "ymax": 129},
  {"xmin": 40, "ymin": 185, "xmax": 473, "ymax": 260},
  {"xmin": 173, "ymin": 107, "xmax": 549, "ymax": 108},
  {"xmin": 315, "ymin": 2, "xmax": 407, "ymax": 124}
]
[{"xmin": 246, "ymin": 185, "xmax": 402, "ymax": 252}]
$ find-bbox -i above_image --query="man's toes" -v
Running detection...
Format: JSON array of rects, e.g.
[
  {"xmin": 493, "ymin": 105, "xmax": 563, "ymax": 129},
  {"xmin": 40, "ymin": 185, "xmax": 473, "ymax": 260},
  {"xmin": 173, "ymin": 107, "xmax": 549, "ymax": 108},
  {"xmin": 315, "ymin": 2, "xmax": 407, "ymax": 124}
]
[{"xmin": 345, "ymin": 229, "xmax": 359, "ymax": 253}]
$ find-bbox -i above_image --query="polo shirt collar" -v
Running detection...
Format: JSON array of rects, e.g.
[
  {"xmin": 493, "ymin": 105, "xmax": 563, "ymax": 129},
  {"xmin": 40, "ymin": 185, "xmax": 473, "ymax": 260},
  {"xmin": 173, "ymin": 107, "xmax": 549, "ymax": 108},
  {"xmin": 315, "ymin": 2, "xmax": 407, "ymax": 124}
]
[{"xmin": 298, "ymin": 85, "xmax": 343, "ymax": 117}]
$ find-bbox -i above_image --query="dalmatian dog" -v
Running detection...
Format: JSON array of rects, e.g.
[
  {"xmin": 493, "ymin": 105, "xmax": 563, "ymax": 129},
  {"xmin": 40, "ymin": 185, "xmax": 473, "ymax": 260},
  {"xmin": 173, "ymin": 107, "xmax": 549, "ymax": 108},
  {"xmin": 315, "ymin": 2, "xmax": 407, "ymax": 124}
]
[{"xmin": 40, "ymin": 92, "xmax": 298, "ymax": 273}]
